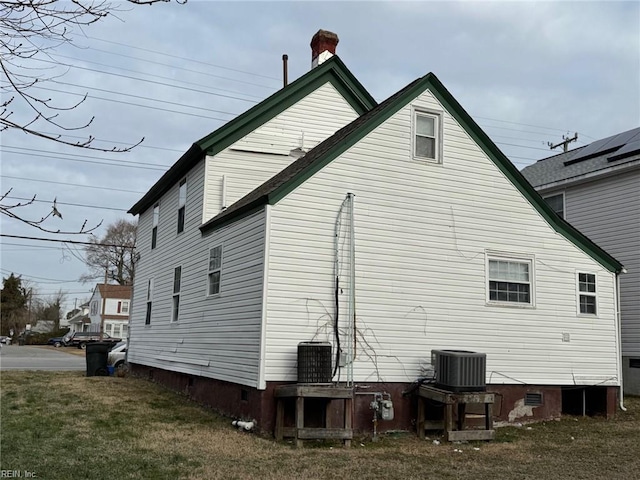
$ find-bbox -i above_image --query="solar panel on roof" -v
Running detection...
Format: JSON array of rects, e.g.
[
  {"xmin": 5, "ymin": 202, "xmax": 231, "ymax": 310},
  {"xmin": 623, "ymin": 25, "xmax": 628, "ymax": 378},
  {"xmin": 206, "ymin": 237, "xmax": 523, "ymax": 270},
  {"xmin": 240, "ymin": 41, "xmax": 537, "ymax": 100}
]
[
  {"xmin": 608, "ymin": 139, "xmax": 640, "ymax": 162},
  {"xmin": 565, "ymin": 127, "xmax": 640, "ymax": 166}
]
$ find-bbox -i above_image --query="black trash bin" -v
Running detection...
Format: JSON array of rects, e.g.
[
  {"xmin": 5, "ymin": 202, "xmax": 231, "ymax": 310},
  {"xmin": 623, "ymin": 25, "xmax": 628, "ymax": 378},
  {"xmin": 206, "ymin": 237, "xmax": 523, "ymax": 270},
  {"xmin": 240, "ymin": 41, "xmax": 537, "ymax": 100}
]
[{"xmin": 86, "ymin": 342, "xmax": 111, "ymax": 377}]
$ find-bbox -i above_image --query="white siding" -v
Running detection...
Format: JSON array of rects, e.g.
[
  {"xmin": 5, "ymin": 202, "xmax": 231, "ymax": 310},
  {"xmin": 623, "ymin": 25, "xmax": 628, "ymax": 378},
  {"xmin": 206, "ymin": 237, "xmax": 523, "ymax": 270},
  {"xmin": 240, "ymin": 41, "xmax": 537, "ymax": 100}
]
[
  {"xmin": 202, "ymin": 82, "xmax": 360, "ymax": 222},
  {"xmin": 264, "ymin": 89, "xmax": 620, "ymax": 387},
  {"xmin": 545, "ymin": 169, "xmax": 640, "ymax": 356},
  {"xmin": 129, "ymin": 155, "xmax": 267, "ymax": 387}
]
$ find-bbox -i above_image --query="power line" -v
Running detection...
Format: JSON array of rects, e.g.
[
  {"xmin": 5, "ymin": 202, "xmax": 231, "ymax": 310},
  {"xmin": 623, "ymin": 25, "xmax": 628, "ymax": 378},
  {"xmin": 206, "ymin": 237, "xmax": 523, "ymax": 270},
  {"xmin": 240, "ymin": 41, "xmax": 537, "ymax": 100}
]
[
  {"xmin": 57, "ymin": 49, "xmax": 277, "ymax": 92},
  {"xmin": 33, "ymin": 57, "xmax": 261, "ymax": 104},
  {"xmin": 51, "ymin": 80, "xmax": 241, "ymax": 117},
  {"xmin": 1, "ymin": 146, "xmax": 169, "ymax": 172},
  {"xmin": 4, "ymin": 195, "xmax": 129, "ymax": 213},
  {"xmin": 86, "ymin": 35, "xmax": 282, "ymax": 83},
  {"xmin": 0, "ymin": 234, "xmax": 135, "ymax": 248},
  {"xmin": 0, "ymin": 268, "xmax": 80, "ymax": 284},
  {"xmin": 1, "ymin": 175, "xmax": 146, "ymax": 195},
  {"xmin": 25, "ymin": 84, "xmax": 235, "ymax": 123}
]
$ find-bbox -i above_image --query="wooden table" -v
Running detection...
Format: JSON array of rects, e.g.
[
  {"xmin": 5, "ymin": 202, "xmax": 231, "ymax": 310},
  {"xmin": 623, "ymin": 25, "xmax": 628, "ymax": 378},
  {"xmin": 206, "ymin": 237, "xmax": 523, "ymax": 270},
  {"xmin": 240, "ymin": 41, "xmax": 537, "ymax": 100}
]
[
  {"xmin": 416, "ymin": 385, "xmax": 495, "ymax": 441},
  {"xmin": 274, "ymin": 384, "xmax": 354, "ymax": 448}
]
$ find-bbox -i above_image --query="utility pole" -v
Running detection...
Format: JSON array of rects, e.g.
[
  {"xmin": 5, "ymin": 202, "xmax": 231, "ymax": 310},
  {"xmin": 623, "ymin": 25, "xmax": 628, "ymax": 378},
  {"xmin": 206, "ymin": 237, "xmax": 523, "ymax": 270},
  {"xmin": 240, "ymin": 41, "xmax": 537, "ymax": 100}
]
[
  {"xmin": 100, "ymin": 263, "xmax": 108, "ymax": 340},
  {"xmin": 548, "ymin": 132, "xmax": 578, "ymax": 153}
]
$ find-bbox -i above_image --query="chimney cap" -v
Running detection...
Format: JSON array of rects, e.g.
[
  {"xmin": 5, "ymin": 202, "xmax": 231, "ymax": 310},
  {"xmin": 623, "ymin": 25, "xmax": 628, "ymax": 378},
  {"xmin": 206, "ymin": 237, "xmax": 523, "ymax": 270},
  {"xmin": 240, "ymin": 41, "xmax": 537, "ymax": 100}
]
[{"xmin": 311, "ymin": 29, "xmax": 339, "ymax": 68}]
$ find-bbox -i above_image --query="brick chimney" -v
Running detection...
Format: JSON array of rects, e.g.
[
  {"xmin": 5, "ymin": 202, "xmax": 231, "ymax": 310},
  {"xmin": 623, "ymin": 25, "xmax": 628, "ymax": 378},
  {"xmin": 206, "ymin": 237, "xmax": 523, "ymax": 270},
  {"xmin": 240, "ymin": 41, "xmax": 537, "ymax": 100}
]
[{"xmin": 311, "ymin": 29, "xmax": 339, "ymax": 68}]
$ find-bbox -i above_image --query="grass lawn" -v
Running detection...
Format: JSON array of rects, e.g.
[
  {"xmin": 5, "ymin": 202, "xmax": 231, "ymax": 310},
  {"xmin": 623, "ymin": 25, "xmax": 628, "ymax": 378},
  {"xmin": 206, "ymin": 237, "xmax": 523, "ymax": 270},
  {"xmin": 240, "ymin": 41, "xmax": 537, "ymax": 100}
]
[{"xmin": 1, "ymin": 371, "xmax": 639, "ymax": 480}]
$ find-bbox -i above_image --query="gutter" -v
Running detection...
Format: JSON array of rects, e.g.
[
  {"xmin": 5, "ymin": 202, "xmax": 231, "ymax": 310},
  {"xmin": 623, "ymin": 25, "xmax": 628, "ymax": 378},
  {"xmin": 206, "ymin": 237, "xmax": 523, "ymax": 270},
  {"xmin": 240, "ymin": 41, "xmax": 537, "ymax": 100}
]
[{"xmin": 615, "ymin": 271, "xmax": 627, "ymax": 411}]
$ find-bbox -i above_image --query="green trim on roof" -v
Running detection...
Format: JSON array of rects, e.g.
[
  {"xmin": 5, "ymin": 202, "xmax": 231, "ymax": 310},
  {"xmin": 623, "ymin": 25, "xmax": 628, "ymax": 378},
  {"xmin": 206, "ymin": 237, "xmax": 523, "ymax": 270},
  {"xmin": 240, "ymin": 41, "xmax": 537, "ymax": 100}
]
[
  {"xmin": 128, "ymin": 56, "xmax": 375, "ymax": 216},
  {"xmin": 242, "ymin": 74, "xmax": 622, "ymax": 274},
  {"xmin": 423, "ymin": 75, "xmax": 623, "ymax": 273}
]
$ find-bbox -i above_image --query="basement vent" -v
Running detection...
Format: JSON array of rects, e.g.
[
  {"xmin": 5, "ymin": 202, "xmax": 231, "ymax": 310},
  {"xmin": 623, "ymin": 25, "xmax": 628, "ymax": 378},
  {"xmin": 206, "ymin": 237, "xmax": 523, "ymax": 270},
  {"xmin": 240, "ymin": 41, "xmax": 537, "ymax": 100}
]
[
  {"xmin": 525, "ymin": 392, "xmax": 543, "ymax": 406},
  {"xmin": 630, "ymin": 359, "xmax": 640, "ymax": 369}
]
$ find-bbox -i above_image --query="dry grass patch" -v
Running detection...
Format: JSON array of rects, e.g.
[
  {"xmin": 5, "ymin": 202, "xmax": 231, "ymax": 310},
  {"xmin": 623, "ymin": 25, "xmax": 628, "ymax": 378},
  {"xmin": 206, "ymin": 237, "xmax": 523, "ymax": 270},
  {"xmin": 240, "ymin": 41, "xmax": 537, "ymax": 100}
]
[{"xmin": 2, "ymin": 371, "xmax": 639, "ymax": 480}]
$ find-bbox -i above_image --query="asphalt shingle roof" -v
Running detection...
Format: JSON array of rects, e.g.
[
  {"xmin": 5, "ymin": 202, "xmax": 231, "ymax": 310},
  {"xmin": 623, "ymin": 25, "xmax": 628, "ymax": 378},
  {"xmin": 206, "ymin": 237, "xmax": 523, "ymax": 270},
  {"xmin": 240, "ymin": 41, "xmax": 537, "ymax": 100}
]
[{"xmin": 521, "ymin": 127, "xmax": 640, "ymax": 188}]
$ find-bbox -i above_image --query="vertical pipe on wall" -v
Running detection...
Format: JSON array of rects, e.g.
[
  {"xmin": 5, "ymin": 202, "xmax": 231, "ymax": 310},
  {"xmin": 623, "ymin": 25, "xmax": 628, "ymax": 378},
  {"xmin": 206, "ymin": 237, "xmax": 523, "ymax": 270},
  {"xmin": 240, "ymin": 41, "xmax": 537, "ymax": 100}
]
[
  {"xmin": 347, "ymin": 192, "xmax": 356, "ymax": 387},
  {"xmin": 221, "ymin": 175, "xmax": 227, "ymax": 211},
  {"xmin": 615, "ymin": 272, "xmax": 626, "ymax": 411}
]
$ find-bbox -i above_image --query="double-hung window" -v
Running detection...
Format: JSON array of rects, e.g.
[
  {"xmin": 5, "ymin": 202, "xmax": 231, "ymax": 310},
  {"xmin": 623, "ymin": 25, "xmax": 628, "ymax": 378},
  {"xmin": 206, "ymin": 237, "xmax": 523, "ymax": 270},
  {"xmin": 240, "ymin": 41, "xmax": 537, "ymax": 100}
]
[
  {"xmin": 145, "ymin": 279, "xmax": 153, "ymax": 325},
  {"xmin": 413, "ymin": 109, "xmax": 442, "ymax": 163},
  {"xmin": 152, "ymin": 204, "xmax": 159, "ymax": 249},
  {"xmin": 172, "ymin": 266, "xmax": 181, "ymax": 322},
  {"xmin": 208, "ymin": 246, "xmax": 222, "ymax": 296},
  {"xmin": 177, "ymin": 179, "xmax": 187, "ymax": 234},
  {"xmin": 578, "ymin": 273, "xmax": 597, "ymax": 315},
  {"xmin": 487, "ymin": 255, "xmax": 534, "ymax": 306}
]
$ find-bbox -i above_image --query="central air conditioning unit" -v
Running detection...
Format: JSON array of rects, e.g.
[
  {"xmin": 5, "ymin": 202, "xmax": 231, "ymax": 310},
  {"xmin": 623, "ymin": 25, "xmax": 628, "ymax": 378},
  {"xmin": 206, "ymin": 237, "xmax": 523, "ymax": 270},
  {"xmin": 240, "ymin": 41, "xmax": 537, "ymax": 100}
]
[
  {"xmin": 431, "ymin": 349, "xmax": 486, "ymax": 392},
  {"xmin": 297, "ymin": 341, "xmax": 332, "ymax": 384}
]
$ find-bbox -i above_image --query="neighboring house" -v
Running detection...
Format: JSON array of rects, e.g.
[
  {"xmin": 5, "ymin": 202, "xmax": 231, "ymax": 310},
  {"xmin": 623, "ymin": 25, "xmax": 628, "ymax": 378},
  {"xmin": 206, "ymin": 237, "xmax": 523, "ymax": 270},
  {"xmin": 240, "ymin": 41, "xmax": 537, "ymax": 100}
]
[
  {"xmin": 67, "ymin": 303, "xmax": 90, "ymax": 333},
  {"xmin": 88, "ymin": 284, "xmax": 132, "ymax": 339},
  {"xmin": 127, "ymin": 31, "xmax": 624, "ymax": 434},
  {"xmin": 522, "ymin": 128, "xmax": 640, "ymax": 394}
]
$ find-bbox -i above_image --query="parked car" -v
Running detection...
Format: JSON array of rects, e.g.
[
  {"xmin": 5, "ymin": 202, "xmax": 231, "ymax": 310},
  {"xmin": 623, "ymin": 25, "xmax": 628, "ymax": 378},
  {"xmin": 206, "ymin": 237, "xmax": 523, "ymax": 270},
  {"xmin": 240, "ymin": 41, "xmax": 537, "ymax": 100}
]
[
  {"xmin": 0, "ymin": 336, "xmax": 11, "ymax": 345},
  {"xmin": 47, "ymin": 336, "xmax": 65, "ymax": 348},
  {"xmin": 63, "ymin": 331, "xmax": 122, "ymax": 350},
  {"xmin": 107, "ymin": 341, "xmax": 127, "ymax": 373}
]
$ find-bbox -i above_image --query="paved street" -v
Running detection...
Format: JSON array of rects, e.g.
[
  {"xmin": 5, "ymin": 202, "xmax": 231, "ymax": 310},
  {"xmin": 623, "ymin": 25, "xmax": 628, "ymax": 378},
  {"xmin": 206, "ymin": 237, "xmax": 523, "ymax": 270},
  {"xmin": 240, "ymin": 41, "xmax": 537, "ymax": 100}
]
[{"xmin": 0, "ymin": 345, "xmax": 85, "ymax": 371}]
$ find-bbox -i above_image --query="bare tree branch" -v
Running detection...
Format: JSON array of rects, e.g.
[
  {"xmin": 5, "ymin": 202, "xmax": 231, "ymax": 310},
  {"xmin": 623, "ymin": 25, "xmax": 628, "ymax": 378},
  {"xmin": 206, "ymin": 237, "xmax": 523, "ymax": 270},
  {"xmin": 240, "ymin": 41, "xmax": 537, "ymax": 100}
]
[{"xmin": 1, "ymin": 0, "xmax": 182, "ymax": 151}]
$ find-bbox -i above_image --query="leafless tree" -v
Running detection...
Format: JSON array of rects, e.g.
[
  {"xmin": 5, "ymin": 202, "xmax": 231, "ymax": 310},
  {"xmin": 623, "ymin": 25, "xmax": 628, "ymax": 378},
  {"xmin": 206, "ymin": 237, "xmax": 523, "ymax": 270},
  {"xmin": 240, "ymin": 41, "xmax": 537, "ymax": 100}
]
[
  {"xmin": 1, "ymin": 0, "xmax": 183, "ymax": 234},
  {"xmin": 1, "ymin": 0, "xmax": 184, "ymax": 151},
  {"xmin": 81, "ymin": 218, "xmax": 137, "ymax": 285},
  {"xmin": 1, "ymin": 187, "xmax": 102, "ymax": 233}
]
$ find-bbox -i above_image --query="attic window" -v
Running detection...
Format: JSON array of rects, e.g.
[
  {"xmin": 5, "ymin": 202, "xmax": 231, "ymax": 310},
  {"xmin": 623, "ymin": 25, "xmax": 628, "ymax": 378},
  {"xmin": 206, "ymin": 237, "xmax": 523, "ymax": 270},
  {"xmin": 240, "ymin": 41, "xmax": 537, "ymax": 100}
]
[{"xmin": 413, "ymin": 109, "xmax": 442, "ymax": 163}]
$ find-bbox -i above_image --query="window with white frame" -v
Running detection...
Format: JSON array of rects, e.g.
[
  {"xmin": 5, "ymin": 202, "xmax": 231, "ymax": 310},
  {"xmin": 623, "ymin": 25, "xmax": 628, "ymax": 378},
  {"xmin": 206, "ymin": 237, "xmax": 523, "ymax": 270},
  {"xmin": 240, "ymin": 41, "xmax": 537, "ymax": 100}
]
[
  {"xmin": 145, "ymin": 279, "xmax": 153, "ymax": 325},
  {"xmin": 208, "ymin": 246, "xmax": 222, "ymax": 296},
  {"xmin": 578, "ymin": 273, "xmax": 597, "ymax": 315},
  {"xmin": 177, "ymin": 179, "xmax": 187, "ymax": 234},
  {"xmin": 413, "ymin": 109, "xmax": 442, "ymax": 163},
  {"xmin": 544, "ymin": 193, "xmax": 565, "ymax": 219},
  {"xmin": 487, "ymin": 256, "xmax": 534, "ymax": 305},
  {"xmin": 152, "ymin": 204, "xmax": 159, "ymax": 249},
  {"xmin": 172, "ymin": 266, "xmax": 181, "ymax": 322},
  {"xmin": 117, "ymin": 301, "xmax": 129, "ymax": 314}
]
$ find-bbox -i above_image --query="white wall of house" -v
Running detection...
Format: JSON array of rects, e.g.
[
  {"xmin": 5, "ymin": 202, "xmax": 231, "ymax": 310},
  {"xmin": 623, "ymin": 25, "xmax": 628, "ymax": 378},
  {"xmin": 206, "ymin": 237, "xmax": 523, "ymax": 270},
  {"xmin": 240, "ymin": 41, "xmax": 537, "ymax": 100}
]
[
  {"xmin": 263, "ymin": 88, "xmax": 620, "ymax": 388},
  {"xmin": 129, "ymin": 81, "xmax": 364, "ymax": 386},
  {"xmin": 88, "ymin": 290, "xmax": 130, "ymax": 332},
  {"xmin": 539, "ymin": 169, "xmax": 639, "ymax": 358},
  {"xmin": 202, "ymin": 82, "xmax": 360, "ymax": 222}
]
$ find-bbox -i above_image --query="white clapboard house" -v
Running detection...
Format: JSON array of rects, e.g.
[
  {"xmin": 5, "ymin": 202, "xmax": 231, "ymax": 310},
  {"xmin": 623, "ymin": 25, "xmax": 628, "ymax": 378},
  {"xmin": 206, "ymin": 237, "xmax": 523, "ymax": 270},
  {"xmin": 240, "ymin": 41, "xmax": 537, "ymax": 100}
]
[
  {"xmin": 522, "ymin": 128, "xmax": 639, "ymax": 395},
  {"xmin": 127, "ymin": 31, "xmax": 624, "ymax": 434}
]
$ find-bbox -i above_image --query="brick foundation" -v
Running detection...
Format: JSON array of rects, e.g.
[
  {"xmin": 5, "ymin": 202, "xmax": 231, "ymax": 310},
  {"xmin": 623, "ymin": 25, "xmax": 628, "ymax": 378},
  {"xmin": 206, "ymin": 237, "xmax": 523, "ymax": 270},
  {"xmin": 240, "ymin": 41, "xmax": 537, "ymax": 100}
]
[{"xmin": 130, "ymin": 363, "xmax": 618, "ymax": 435}]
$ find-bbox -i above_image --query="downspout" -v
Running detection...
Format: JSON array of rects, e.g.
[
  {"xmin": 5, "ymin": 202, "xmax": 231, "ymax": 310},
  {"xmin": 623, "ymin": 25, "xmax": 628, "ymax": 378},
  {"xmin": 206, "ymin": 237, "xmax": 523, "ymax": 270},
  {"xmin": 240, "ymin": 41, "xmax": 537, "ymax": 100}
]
[{"xmin": 615, "ymin": 271, "xmax": 626, "ymax": 411}]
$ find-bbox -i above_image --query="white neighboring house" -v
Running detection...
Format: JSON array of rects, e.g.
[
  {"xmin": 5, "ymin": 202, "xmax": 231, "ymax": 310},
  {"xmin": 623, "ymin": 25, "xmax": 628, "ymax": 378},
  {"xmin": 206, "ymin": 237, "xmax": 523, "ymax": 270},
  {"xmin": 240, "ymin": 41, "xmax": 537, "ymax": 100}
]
[
  {"xmin": 88, "ymin": 284, "xmax": 132, "ymax": 340},
  {"xmin": 127, "ymin": 31, "xmax": 625, "ymax": 434},
  {"xmin": 67, "ymin": 303, "xmax": 90, "ymax": 333}
]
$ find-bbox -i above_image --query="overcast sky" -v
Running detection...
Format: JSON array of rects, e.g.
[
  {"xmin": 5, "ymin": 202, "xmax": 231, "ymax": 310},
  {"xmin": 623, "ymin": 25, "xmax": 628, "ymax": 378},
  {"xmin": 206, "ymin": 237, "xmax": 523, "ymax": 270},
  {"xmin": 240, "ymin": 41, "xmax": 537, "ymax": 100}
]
[{"xmin": 1, "ymin": 0, "xmax": 639, "ymax": 316}]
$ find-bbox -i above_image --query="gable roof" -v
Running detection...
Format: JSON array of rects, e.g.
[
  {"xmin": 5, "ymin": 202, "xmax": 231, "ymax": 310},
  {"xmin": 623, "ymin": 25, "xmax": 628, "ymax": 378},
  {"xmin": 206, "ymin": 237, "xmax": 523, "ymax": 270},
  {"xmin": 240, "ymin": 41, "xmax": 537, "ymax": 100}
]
[
  {"xmin": 201, "ymin": 72, "xmax": 624, "ymax": 274},
  {"xmin": 128, "ymin": 56, "xmax": 376, "ymax": 216},
  {"xmin": 95, "ymin": 284, "xmax": 132, "ymax": 300},
  {"xmin": 521, "ymin": 127, "xmax": 640, "ymax": 188}
]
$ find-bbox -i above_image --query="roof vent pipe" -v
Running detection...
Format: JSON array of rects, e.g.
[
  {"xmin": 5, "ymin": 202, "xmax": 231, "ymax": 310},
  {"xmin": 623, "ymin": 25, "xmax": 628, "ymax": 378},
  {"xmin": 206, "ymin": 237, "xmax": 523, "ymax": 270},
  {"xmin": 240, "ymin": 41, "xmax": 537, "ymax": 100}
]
[
  {"xmin": 311, "ymin": 29, "xmax": 339, "ymax": 68},
  {"xmin": 282, "ymin": 54, "xmax": 288, "ymax": 87}
]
